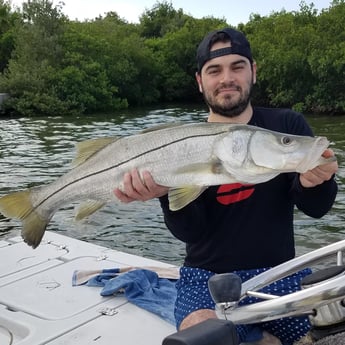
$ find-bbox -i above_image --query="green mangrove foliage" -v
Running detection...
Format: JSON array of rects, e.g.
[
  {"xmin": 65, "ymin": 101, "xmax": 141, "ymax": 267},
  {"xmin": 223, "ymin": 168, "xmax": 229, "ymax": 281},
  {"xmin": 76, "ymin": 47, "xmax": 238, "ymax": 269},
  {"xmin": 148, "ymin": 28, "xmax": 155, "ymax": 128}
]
[{"xmin": 0, "ymin": 0, "xmax": 344, "ymax": 116}]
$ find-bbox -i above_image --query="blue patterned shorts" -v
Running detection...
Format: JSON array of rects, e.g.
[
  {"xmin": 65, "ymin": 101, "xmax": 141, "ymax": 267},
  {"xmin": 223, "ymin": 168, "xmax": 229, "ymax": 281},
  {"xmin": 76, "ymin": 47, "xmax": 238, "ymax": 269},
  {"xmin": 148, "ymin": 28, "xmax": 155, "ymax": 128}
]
[{"xmin": 175, "ymin": 266, "xmax": 312, "ymax": 345}]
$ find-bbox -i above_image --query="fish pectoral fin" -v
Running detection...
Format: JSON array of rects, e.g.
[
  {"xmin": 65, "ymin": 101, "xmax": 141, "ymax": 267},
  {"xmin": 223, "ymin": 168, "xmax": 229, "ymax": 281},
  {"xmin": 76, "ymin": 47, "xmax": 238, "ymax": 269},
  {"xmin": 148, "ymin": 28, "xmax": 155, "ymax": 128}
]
[
  {"xmin": 174, "ymin": 161, "xmax": 225, "ymax": 175},
  {"xmin": 73, "ymin": 137, "xmax": 120, "ymax": 167},
  {"xmin": 0, "ymin": 190, "xmax": 48, "ymax": 249},
  {"xmin": 168, "ymin": 186, "xmax": 207, "ymax": 211},
  {"xmin": 75, "ymin": 201, "xmax": 106, "ymax": 221}
]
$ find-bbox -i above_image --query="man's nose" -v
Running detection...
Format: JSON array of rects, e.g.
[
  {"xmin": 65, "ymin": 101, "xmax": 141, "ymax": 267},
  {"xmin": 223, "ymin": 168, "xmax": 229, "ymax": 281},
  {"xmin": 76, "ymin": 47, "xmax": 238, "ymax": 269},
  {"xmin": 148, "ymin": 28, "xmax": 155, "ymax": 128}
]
[{"xmin": 220, "ymin": 69, "xmax": 235, "ymax": 83}]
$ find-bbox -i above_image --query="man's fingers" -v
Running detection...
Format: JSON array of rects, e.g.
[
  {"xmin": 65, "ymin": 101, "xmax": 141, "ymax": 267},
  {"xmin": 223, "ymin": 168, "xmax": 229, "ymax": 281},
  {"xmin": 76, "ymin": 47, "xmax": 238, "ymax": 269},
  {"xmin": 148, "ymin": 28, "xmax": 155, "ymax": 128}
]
[
  {"xmin": 131, "ymin": 169, "xmax": 149, "ymax": 195},
  {"xmin": 322, "ymin": 148, "xmax": 334, "ymax": 158},
  {"xmin": 113, "ymin": 188, "xmax": 136, "ymax": 203},
  {"xmin": 114, "ymin": 169, "xmax": 169, "ymax": 203}
]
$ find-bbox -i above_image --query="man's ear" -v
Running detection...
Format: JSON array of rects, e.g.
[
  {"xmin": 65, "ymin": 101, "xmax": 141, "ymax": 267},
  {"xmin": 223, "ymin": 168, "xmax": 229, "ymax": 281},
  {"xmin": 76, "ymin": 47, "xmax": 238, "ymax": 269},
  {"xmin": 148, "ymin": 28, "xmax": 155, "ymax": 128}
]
[
  {"xmin": 195, "ymin": 72, "xmax": 203, "ymax": 93},
  {"xmin": 252, "ymin": 61, "xmax": 257, "ymax": 85}
]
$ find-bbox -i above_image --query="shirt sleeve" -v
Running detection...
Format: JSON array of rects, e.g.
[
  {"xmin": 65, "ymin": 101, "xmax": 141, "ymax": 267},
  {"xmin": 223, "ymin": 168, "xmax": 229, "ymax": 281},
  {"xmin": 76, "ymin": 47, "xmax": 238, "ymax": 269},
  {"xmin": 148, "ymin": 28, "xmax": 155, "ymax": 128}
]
[
  {"xmin": 290, "ymin": 173, "xmax": 338, "ymax": 218},
  {"xmin": 159, "ymin": 194, "xmax": 207, "ymax": 243},
  {"xmin": 285, "ymin": 110, "xmax": 338, "ymax": 218}
]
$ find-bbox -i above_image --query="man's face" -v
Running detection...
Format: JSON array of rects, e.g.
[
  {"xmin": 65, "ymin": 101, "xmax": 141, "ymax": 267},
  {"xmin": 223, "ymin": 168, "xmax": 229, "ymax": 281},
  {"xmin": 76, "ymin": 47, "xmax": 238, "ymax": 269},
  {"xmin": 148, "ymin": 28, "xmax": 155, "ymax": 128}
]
[{"xmin": 196, "ymin": 41, "xmax": 256, "ymax": 118}]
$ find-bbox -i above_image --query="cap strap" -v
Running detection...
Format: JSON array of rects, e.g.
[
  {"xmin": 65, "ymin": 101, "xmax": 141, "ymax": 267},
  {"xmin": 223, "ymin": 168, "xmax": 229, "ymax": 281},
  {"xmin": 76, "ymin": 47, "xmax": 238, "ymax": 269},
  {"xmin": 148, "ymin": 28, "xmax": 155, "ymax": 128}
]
[{"xmin": 209, "ymin": 46, "xmax": 250, "ymax": 61}]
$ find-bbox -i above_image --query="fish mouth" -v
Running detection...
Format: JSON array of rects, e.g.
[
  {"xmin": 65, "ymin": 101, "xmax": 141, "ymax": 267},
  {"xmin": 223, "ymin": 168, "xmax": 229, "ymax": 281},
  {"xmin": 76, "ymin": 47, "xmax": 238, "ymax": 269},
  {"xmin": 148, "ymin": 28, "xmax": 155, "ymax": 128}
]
[{"xmin": 296, "ymin": 136, "xmax": 330, "ymax": 173}]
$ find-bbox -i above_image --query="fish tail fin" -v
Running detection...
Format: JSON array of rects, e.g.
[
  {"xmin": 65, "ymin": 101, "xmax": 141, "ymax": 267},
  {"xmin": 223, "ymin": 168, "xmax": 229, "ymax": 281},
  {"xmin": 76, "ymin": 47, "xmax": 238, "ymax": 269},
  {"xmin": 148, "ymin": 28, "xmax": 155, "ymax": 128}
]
[{"xmin": 0, "ymin": 190, "xmax": 48, "ymax": 248}]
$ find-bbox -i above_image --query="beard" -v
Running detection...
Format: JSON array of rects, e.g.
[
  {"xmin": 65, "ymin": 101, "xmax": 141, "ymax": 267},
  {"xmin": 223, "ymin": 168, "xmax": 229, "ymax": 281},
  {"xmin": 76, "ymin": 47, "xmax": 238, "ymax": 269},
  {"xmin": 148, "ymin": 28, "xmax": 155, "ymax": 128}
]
[{"xmin": 203, "ymin": 80, "xmax": 253, "ymax": 118}]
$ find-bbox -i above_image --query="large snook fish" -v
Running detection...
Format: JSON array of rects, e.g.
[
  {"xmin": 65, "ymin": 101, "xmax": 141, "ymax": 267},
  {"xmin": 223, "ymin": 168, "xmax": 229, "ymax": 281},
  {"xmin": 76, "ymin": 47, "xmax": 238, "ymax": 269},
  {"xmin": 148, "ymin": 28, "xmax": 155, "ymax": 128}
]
[{"xmin": 0, "ymin": 122, "xmax": 334, "ymax": 248}]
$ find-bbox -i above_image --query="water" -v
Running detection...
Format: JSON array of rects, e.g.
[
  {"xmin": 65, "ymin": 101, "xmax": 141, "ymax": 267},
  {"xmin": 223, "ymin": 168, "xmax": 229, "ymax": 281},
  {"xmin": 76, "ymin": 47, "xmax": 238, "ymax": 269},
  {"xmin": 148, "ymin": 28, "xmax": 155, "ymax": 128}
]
[
  {"xmin": 293, "ymin": 116, "xmax": 345, "ymax": 256},
  {"xmin": 0, "ymin": 105, "xmax": 344, "ymax": 266}
]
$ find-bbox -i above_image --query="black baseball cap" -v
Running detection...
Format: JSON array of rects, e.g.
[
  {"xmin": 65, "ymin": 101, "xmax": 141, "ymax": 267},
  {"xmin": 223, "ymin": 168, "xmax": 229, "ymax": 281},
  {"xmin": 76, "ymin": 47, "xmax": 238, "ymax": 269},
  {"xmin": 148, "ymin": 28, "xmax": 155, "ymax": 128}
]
[{"xmin": 196, "ymin": 28, "xmax": 253, "ymax": 73}]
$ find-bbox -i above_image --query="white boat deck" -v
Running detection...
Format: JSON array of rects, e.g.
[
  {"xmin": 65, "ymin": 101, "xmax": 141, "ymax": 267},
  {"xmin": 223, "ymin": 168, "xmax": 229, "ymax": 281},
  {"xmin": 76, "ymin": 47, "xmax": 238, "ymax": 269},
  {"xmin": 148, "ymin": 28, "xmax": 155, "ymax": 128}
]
[{"xmin": 0, "ymin": 231, "xmax": 176, "ymax": 345}]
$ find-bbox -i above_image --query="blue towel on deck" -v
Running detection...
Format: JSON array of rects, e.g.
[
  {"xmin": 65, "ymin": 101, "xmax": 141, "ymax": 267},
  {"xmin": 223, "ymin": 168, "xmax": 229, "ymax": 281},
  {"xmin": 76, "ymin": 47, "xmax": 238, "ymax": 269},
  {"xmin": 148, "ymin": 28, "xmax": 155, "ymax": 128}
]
[{"xmin": 73, "ymin": 268, "xmax": 177, "ymax": 325}]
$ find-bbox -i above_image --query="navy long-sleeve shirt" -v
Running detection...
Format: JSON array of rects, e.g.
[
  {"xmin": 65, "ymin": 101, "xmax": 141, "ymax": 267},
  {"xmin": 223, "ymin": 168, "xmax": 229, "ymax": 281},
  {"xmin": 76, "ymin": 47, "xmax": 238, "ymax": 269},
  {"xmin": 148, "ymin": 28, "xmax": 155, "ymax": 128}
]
[{"xmin": 159, "ymin": 108, "xmax": 338, "ymax": 273}]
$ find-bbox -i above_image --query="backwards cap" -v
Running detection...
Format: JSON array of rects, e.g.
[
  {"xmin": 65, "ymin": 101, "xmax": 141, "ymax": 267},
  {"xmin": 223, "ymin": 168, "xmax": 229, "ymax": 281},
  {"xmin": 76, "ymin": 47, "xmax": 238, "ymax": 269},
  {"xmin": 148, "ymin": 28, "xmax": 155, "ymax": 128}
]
[{"xmin": 196, "ymin": 28, "xmax": 253, "ymax": 73}]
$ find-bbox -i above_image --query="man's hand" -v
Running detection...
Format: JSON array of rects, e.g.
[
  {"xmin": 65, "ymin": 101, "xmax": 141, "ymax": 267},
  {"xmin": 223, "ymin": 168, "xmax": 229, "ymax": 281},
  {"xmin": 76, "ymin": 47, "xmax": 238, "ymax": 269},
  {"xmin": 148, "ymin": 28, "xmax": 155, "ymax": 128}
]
[
  {"xmin": 299, "ymin": 149, "xmax": 338, "ymax": 188},
  {"xmin": 114, "ymin": 169, "xmax": 169, "ymax": 203}
]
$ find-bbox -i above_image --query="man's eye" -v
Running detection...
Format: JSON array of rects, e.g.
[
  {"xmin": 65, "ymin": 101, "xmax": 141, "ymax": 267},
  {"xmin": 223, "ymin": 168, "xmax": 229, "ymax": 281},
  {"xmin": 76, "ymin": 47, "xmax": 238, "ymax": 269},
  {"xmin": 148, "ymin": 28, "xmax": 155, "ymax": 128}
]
[
  {"xmin": 208, "ymin": 69, "xmax": 219, "ymax": 74},
  {"xmin": 233, "ymin": 65, "xmax": 244, "ymax": 70}
]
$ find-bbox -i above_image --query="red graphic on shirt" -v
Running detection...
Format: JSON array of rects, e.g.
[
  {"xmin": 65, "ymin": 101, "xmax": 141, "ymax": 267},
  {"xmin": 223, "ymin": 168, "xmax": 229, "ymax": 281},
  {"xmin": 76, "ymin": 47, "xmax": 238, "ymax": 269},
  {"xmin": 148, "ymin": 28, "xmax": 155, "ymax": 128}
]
[{"xmin": 216, "ymin": 183, "xmax": 255, "ymax": 205}]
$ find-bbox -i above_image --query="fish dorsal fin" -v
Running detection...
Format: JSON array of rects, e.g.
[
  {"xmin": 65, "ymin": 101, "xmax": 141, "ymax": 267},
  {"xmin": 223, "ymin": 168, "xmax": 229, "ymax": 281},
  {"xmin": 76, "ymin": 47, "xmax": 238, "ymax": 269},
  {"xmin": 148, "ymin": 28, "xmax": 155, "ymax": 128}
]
[
  {"xmin": 140, "ymin": 122, "xmax": 185, "ymax": 134},
  {"xmin": 73, "ymin": 137, "xmax": 119, "ymax": 167},
  {"xmin": 168, "ymin": 186, "xmax": 207, "ymax": 211},
  {"xmin": 75, "ymin": 200, "xmax": 106, "ymax": 221}
]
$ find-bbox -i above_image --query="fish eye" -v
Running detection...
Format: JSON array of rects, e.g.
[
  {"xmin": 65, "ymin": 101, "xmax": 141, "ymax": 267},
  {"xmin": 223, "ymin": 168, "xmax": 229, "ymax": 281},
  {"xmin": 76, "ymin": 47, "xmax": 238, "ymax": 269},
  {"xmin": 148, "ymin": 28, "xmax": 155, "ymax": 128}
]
[{"xmin": 281, "ymin": 136, "xmax": 293, "ymax": 145}]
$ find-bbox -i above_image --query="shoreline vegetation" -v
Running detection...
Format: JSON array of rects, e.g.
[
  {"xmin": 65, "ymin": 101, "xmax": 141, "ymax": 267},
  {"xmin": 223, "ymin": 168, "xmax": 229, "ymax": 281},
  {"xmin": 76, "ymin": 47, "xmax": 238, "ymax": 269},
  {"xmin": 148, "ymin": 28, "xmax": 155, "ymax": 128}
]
[{"xmin": 0, "ymin": 0, "xmax": 344, "ymax": 117}]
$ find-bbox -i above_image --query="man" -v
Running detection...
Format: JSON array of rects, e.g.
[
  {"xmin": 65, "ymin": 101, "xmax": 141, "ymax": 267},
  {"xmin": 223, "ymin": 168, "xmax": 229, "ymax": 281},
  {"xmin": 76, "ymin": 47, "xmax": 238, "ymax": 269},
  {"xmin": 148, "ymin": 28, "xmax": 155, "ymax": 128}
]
[{"xmin": 114, "ymin": 28, "xmax": 338, "ymax": 344}]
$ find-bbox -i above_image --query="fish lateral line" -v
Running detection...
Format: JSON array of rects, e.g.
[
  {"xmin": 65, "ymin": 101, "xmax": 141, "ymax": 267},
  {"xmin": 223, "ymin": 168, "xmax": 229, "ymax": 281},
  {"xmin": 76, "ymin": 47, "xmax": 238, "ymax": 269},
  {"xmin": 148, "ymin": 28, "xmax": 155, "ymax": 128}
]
[{"xmin": 22, "ymin": 128, "xmax": 231, "ymax": 215}]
